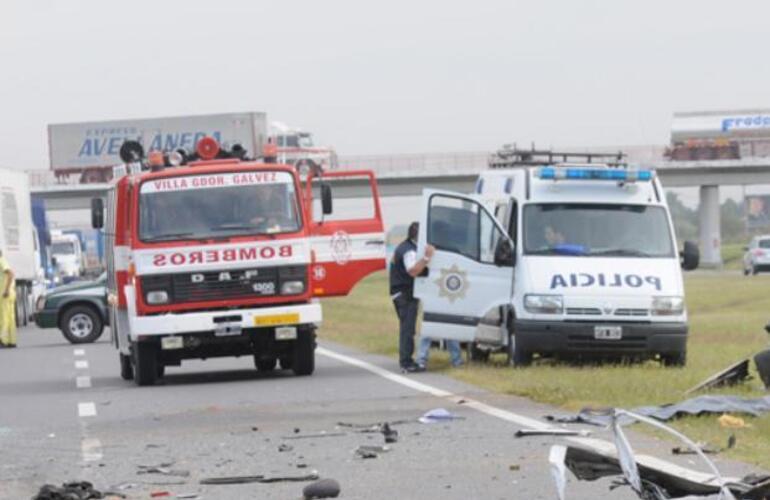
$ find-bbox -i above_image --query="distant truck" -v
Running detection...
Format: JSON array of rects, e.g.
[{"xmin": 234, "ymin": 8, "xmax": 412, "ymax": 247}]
[
  {"xmin": 270, "ymin": 122, "xmax": 338, "ymax": 172},
  {"xmin": 48, "ymin": 113, "xmax": 336, "ymax": 184},
  {"xmin": 666, "ymin": 109, "xmax": 770, "ymax": 161},
  {"xmin": 51, "ymin": 231, "xmax": 84, "ymax": 282},
  {"xmin": 0, "ymin": 167, "xmax": 46, "ymax": 325}
]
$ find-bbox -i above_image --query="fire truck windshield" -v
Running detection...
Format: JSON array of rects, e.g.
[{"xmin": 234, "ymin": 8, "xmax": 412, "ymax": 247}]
[{"xmin": 138, "ymin": 170, "xmax": 301, "ymax": 242}]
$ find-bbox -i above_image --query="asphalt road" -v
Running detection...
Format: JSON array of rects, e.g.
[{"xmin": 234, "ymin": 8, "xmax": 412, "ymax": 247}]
[{"xmin": 0, "ymin": 325, "xmax": 762, "ymax": 500}]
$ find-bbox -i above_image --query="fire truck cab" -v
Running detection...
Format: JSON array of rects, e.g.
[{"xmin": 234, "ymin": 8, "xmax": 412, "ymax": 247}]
[{"xmin": 92, "ymin": 138, "xmax": 385, "ymax": 385}]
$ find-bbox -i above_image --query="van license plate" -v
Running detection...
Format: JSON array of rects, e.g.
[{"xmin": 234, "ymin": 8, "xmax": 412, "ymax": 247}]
[
  {"xmin": 215, "ymin": 324, "xmax": 242, "ymax": 337},
  {"xmin": 594, "ymin": 326, "xmax": 622, "ymax": 340}
]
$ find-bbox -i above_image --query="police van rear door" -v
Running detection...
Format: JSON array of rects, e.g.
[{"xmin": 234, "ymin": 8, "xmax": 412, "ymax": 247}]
[
  {"xmin": 414, "ymin": 189, "xmax": 514, "ymax": 342},
  {"xmin": 308, "ymin": 170, "xmax": 386, "ymax": 297}
]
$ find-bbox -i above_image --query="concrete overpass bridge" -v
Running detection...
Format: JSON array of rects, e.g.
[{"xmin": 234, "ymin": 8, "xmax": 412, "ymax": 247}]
[{"xmin": 30, "ymin": 155, "xmax": 770, "ymax": 267}]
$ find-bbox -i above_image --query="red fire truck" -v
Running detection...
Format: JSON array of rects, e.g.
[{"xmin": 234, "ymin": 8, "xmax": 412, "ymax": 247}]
[{"xmin": 92, "ymin": 138, "xmax": 385, "ymax": 385}]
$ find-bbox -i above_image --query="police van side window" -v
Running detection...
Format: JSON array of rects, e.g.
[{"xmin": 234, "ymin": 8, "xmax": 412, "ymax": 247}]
[
  {"xmin": 479, "ymin": 209, "xmax": 504, "ymax": 264},
  {"xmin": 428, "ymin": 195, "xmax": 480, "ymax": 260}
]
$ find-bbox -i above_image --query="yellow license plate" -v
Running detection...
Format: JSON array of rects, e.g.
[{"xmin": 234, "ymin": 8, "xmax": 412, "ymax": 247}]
[{"xmin": 254, "ymin": 313, "xmax": 300, "ymax": 327}]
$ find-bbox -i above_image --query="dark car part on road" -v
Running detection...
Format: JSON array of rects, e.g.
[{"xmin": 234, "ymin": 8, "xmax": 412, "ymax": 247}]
[
  {"xmin": 60, "ymin": 304, "xmax": 104, "ymax": 344},
  {"xmin": 32, "ymin": 481, "xmax": 123, "ymax": 500},
  {"xmin": 381, "ymin": 422, "xmax": 398, "ymax": 443},
  {"xmin": 515, "ymin": 428, "xmax": 591, "ymax": 438},
  {"xmin": 755, "ymin": 349, "xmax": 770, "ymax": 390},
  {"xmin": 283, "ymin": 431, "xmax": 346, "ymax": 440},
  {"xmin": 303, "ymin": 478, "xmax": 341, "ymax": 499}
]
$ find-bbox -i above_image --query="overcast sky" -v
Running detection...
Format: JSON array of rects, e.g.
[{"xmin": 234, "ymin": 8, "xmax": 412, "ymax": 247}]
[{"xmin": 2, "ymin": 0, "xmax": 769, "ymax": 171}]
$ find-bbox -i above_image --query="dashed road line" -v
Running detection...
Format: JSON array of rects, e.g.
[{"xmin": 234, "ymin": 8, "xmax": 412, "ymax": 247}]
[
  {"xmin": 316, "ymin": 346, "xmax": 735, "ymax": 487},
  {"xmin": 78, "ymin": 402, "xmax": 97, "ymax": 418},
  {"xmin": 75, "ymin": 375, "xmax": 92, "ymax": 389},
  {"xmin": 81, "ymin": 437, "xmax": 103, "ymax": 462},
  {"xmin": 75, "ymin": 360, "xmax": 89, "ymax": 370},
  {"xmin": 74, "ymin": 348, "xmax": 85, "ymax": 357}
]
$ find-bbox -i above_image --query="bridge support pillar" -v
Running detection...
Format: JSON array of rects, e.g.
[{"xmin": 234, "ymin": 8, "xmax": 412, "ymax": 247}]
[{"xmin": 698, "ymin": 185, "xmax": 722, "ymax": 268}]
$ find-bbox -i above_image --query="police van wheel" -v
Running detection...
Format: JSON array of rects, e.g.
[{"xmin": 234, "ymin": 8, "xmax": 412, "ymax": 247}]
[
  {"xmin": 134, "ymin": 342, "xmax": 159, "ymax": 386},
  {"xmin": 292, "ymin": 327, "xmax": 316, "ymax": 376},
  {"xmin": 661, "ymin": 350, "xmax": 686, "ymax": 367},
  {"xmin": 468, "ymin": 343, "xmax": 491, "ymax": 362},
  {"xmin": 120, "ymin": 353, "xmax": 134, "ymax": 381},
  {"xmin": 507, "ymin": 333, "xmax": 532, "ymax": 367}
]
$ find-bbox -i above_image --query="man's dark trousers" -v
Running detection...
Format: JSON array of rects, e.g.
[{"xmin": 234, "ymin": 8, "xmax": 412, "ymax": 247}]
[{"xmin": 393, "ymin": 293, "xmax": 419, "ymax": 368}]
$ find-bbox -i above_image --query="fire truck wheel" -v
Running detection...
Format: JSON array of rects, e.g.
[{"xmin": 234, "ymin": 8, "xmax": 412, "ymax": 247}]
[
  {"xmin": 279, "ymin": 357, "xmax": 293, "ymax": 370},
  {"xmin": 134, "ymin": 342, "xmax": 159, "ymax": 386},
  {"xmin": 255, "ymin": 357, "xmax": 276, "ymax": 372},
  {"xmin": 292, "ymin": 327, "xmax": 316, "ymax": 376},
  {"xmin": 120, "ymin": 353, "xmax": 134, "ymax": 381},
  {"xmin": 157, "ymin": 363, "xmax": 165, "ymax": 378}
]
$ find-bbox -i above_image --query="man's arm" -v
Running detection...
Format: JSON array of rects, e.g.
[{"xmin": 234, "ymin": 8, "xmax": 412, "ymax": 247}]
[
  {"xmin": 2, "ymin": 269, "xmax": 13, "ymax": 298},
  {"xmin": 407, "ymin": 244, "xmax": 435, "ymax": 278}
]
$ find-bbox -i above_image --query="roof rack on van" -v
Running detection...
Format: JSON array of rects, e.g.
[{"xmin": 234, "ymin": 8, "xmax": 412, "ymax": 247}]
[{"xmin": 488, "ymin": 145, "xmax": 627, "ymax": 169}]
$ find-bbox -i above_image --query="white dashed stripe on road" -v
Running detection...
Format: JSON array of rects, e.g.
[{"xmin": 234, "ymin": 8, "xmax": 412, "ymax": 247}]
[
  {"xmin": 74, "ymin": 348, "xmax": 85, "ymax": 356},
  {"xmin": 75, "ymin": 375, "xmax": 92, "ymax": 389},
  {"xmin": 81, "ymin": 438, "xmax": 103, "ymax": 462},
  {"xmin": 78, "ymin": 402, "xmax": 97, "ymax": 418},
  {"xmin": 316, "ymin": 346, "xmax": 736, "ymax": 488},
  {"xmin": 75, "ymin": 360, "xmax": 89, "ymax": 370}
]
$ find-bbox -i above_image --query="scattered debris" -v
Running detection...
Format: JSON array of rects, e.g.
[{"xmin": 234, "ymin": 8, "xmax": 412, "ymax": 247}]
[
  {"xmin": 355, "ymin": 448, "xmax": 378, "ymax": 459},
  {"xmin": 357, "ymin": 445, "xmax": 390, "ymax": 454},
  {"xmin": 755, "ymin": 349, "xmax": 770, "ymax": 390},
  {"xmin": 200, "ymin": 471, "xmax": 319, "ymax": 485},
  {"xmin": 418, "ymin": 408, "xmax": 462, "ymax": 424},
  {"xmin": 515, "ymin": 429, "xmax": 591, "ymax": 438},
  {"xmin": 175, "ymin": 495, "xmax": 199, "ymax": 499},
  {"xmin": 278, "ymin": 444, "xmax": 294, "ymax": 452},
  {"xmin": 547, "ymin": 408, "xmax": 770, "ymax": 499},
  {"xmin": 509, "ymin": 464, "xmax": 521, "ymax": 471},
  {"xmin": 137, "ymin": 465, "xmax": 190, "ymax": 478},
  {"xmin": 283, "ymin": 432, "xmax": 346, "ymax": 440},
  {"xmin": 718, "ymin": 414, "xmax": 748, "ymax": 429},
  {"xmin": 381, "ymin": 423, "xmax": 398, "ymax": 443},
  {"xmin": 251, "ymin": 426, "xmax": 259, "ymax": 432},
  {"xmin": 303, "ymin": 478, "xmax": 341, "ymax": 499},
  {"xmin": 686, "ymin": 358, "xmax": 751, "ymax": 394},
  {"xmin": 149, "ymin": 492, "xmax": 170, "ymax": 498},
  {"xmin": 672, "ymin": 434, "xmax": 736, "ymax": 456}
]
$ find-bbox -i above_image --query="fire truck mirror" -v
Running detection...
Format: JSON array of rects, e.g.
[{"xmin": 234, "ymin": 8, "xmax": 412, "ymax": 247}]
[
  {"xmin": 321, "ymin": 184, "xmax": 333, "ymax": 215},
  {"xmin": 91, "ymin": 197, "xmax": 104, "ymax": 229}
]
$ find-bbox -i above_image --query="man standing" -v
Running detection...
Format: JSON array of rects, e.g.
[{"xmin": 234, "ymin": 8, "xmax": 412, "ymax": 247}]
[
  {"xmin": 0, "ymin": 250, "xmax": 16, "ymax": 348},
  {"xmin": 390, "ymin": 222, "xmax": 434, "ymax": 373}
]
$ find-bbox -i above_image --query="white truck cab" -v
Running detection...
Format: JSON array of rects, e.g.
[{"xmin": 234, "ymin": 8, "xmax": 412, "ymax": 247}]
[{"xmin": 414, "ymin": 156, "xmax": 699, "ymax": 366}]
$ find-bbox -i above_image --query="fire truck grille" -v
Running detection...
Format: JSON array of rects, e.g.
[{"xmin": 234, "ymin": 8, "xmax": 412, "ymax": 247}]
[{"xmin": 141, "ymin": 265, "xmax": 306, "ymax": 304}]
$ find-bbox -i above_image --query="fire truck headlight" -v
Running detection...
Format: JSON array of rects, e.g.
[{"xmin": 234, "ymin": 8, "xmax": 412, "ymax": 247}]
[
  {"xmin": 281, "ymin": 280, "xmax": 305, "ymax": 295},
  {"xmin": 146, "ymin": 290, "xmax": 169, "ymax": 305}
]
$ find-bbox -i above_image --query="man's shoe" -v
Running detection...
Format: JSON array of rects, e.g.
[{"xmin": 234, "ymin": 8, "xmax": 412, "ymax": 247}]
[{"xmin": 401, "ymin": 364, "xmax": 425, "ymax": 374}]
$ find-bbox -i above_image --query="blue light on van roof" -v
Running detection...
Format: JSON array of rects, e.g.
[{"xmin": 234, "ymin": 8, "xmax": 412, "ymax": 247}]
[{"xmin": 536, "ymin": 166, "xmax": 654, "ymax": 182}]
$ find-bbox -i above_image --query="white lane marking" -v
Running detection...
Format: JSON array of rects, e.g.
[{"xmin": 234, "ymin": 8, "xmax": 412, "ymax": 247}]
[
  {"xmin": 76, "ymin": 376, "xmax": 92, "ymax": 389},
  {"xmin": 75, "ymin": 360, "xmax": 89, "ymax": 370},
  {"xmin": 78, "ymin": 402, "xmax": 97, "ymax": 418},
  {"xmin": 316, "ymin": 346, "xmax": 737, "ymax": 486},
  {"xmin": 74, "ymin": 348, "xmax": 86, "ymax": 356},
  {"xmin": 81, "ymin": 438, "xmax": 103, "ymax": 462}
]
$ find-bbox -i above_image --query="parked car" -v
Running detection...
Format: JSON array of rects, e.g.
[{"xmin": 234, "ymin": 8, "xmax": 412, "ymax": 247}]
[
  {"xmin": 743, "ymin": 235, "xmax": 770, "ymax": 275},
  {"xmin": 34, "ymin": 273, "xmax": 108, "ymax": 343}
]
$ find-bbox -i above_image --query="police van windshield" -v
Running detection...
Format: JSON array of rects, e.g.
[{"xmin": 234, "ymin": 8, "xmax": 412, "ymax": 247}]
[
  {"xmin": 523, "ymin": 204, "xmax": 675, "ymax": 258},
  {"xmin": 138, "ymin": 171, "xmax": 301, "ymax": 242}
]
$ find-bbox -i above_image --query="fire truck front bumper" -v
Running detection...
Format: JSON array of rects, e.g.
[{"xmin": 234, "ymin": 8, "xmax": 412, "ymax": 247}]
[{"xmin": 126, "ymin": 298, "xmax": 322, "ymax": 339}]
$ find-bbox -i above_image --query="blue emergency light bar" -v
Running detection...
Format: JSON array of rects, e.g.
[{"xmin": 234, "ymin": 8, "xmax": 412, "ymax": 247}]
[{"xmin": 536, "ymin": 166, "xmax": 654, "ymax": 182}]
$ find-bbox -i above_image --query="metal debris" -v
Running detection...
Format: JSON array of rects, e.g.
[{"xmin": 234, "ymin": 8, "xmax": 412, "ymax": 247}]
[
  {"xmin": 303, "ymin": 478, "xmax": 341, "ymax": 499},
  {"xmin": 418, "ymin": 408, "xmax": 462, "ymax": 424},
  {"xmin": 515, "ymin": 429, "xmax": 591, "ymax": 438},
  {"xmin": 278, "ymin": 444, "xmax": 294, "ymax": 452},
  {"xmin": 137, "ymin": 465, "xmax": 190, "ymax": 478},
  {"xmin": 200, "ymin": 471, "xmax": 319, "ymax": 485},
  {"xmin": 283, "ymin": 432, "xmax": 346, "ymax": 440},
  {"xmin": 685, "ymin": 359, "xmax": 751, "ymax": 395},
  {"xmin": 32, "ymin": 481, "xmax": 126, "ymax": 500}
]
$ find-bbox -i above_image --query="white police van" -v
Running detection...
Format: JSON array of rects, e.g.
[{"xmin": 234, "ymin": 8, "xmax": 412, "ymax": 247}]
[{"xmin": 414, "ymin": 150, "xmax": 699, "ymax": 366}]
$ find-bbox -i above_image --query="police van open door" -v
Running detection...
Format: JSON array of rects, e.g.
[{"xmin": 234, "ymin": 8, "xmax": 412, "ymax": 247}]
[{"xmin": 414, "ymin": 189, "xmax": 514, "ymax": 344}]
